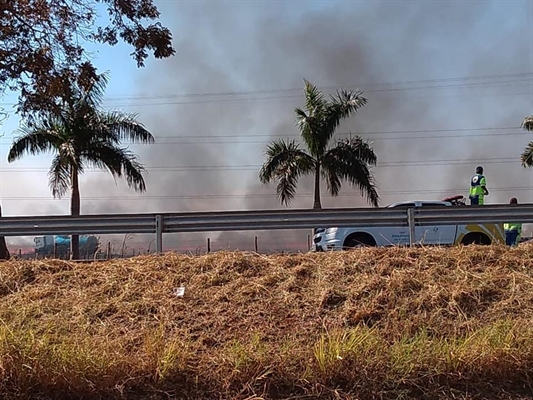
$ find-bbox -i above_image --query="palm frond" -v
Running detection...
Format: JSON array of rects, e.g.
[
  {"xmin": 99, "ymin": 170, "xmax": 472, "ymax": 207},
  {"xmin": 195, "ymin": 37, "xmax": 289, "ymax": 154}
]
[
  {"xmin": 521, "ymin": 141, "xmax": 533, "ymax": 168},
  {"xmin": 521, "ymin": 116, "xmax": 533, "ymax": 132},
  {"xmin": 294, "ymin": 107, "xmax": 311, "ymax": 130},
  {"xmin": 80, "ymin": 71, "xmax": 110, "ymax": 110},
  {"xmin": 323, "ymin": 89, "xmax": 368, "ymax": 142},
  {"xmin": 341, "ymin": 136, "xmax": 377, "ymax": 164},
  {"xmin": 119, "ymin": 154, "xmax": 147, "ymax": 192},
  {"xmin": 295, "ymin": 81, "xmax": 368, "ymax": 160},
  {"xmin": 322, "ymin": 137, "xmax": 379, "ymax": 207},
  {"xmin": 7, "ymin": 120, "xmax": 63, "ymax": 162},
  {"xmin": 83, "ymin": 144, "xmax": 148, "ymax": 192},
  {"xmin": 48, "ymin": 153, "xmax": 71, "ymax": 199},
  {"xmin": 294, "ymin": 79, "xmax": 328, "ymax": 158},
  {"xmin": 96, "ymin": 111, "xmax": 155, "ymax": 144},
  {"xmin": 294, "ymin": 106, "xmax": 322, "ymax": 157},
  {"xmin": 321, "ymin": 161, "xmax": 342, "ymax": 197},
  {"xmin": 297, "ymin": 80, "xmax": 332, "ymax": 157},
  {"xmin": 259, "ymin": 139, "xmax": 315, "ymax": 205},
  {"xmin": 303, "ymin": 79, "xmax": 327, "ymax": 114}
]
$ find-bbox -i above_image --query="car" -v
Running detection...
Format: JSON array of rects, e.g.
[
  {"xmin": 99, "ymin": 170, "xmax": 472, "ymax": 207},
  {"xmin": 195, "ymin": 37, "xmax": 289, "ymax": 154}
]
[{"xmin": 311, "ymin": 195, "xmax": 505, "ymax": 251}]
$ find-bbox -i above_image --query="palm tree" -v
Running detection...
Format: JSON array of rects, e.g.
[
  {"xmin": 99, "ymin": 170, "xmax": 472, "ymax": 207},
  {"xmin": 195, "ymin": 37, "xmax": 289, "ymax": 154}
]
[
  {"xmin": 520, "ymin": 116, "xmax": 533, "ymax": 166},
  {"xmin": 7, "ymin": 71, "xmax": 155, "ymax": 260},
  {"xmin": 259, "ymin": 79, "xmax": 379, "ymax": 209}
]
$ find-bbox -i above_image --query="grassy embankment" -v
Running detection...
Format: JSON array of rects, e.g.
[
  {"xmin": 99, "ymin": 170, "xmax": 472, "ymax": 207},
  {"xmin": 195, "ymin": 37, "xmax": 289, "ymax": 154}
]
[{"xmin": 0, "ymin": 245, "xmax": 533, "ymax": 399}]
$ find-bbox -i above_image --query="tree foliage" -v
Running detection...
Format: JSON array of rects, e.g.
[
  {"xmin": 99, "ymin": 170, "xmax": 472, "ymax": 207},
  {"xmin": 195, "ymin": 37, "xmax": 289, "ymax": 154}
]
[
  {"xmin": 0, "ymin": 107, "xmax": 7, "ymax": 132},
  {"xmin": 259, "ymin": 80, "xmax": 379, "ymax": 209},
  {"xmin": 0, "ymin": 0, "xmax": 175, "ymax": 116},
  {"xmin": 520, "ymin": 116, "xmax": 533, "ymax": 167},
  {"xmin": 7, "ymin": 71, "xmax": 155, "ymax": 259}
]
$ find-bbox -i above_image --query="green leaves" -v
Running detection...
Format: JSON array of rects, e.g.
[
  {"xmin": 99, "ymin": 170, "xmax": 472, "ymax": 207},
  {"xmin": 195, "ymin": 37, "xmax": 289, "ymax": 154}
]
[
  {"xmin": 521, "ymin": 116, "xmax": 533, "ymax": 132},
  {"xmin": 48, "ymin": 153, "xmax": 72, "ymax": 199},
  {"xmin": 520, "ymin": 116, "xmax": 533, "ymax": 168},
  {"xmin": 295, "ymin": 80, "xmax": 368, "ymax": 159},
  {"xmin": 325, "ymin": 89, "xmax": 368, "ymax": 136},
  {"xmin": 7, "ymin": 122, "xmax": 64, "ymax": 162},
  {"xmin": 261, "ymin": 79, "xmax": 378, "ymax": 208},
  {"xmin": 83, "ymin": 144, "xmax": 148, "ymax": 192},
  {"xmin": 322, "ymin": 137, "xmax": 379, "ymax": 207},
  {"xmin": 7, "ymin": 69, "xmax": 155, "ymax": 200},
  {"xmin": 96, "ymin": 111, "xmax": 155, "ymax": 145},
  {"xmin": 259, "ymin": 139, "xmax": 315, "ymax": 206},
  {"xmin": 520, "ymin": 141, "xmax": 533, "ymax": 168}
]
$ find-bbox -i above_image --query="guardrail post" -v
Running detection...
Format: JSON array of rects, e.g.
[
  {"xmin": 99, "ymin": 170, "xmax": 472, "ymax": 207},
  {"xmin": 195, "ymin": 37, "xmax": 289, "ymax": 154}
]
[
  {"xmin": 155, "ymin": 215, "xmax": 163, "ymax": 254},
  {"xmin": 407, "ymin": 208, "xmax": 415, "ymax": 247}
]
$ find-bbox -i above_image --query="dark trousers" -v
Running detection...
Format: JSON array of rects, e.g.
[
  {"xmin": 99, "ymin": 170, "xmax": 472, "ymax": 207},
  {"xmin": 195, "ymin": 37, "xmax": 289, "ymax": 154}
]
[
  {"xmin": 505, "ymin": 230, "xmax": 519, "ymax": 247},
  {"xmin": 469, "ymin": 195, "xmax": 483, "ymax": 205}
]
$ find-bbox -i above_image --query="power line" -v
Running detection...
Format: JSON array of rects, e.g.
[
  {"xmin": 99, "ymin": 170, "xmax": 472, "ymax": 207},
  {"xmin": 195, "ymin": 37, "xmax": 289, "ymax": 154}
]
[
  {"xmin": 109, "ymin": 125, "xmax": 528, "ymax": 139},
  {"xmin": 0, "ymin": 127, "xmax": 527, "ymax": 146},
  {"xmin": 93, "ymin": 91, "xmax": 533, "ymax": 108},
  {"xmin": 0, "ymin": 72, "xmax": 531, "ymax": 107},
  {"xmin": 1, "ymin": 125, "xmax": 521, "ymax": 139},
  {"xmin": 42, "ymin": 72, "xmax": 533, "ymax": 101},
  {"xmin": 0, "ymin": 156, "xmax": 523, "ymax": 173},
  {"xmin": 1, "ymin": 186, "xmax": 531, "ymax": 201},
  {"xmin": 128, "ymin": 131, "xmax": 528, "ymax": 145},
  {"xmin": 110, "ymin": 125, "xmax": 526, "ymax": 139},
  {"xmin": 97, "ymin": 77, "xmax": 533, "ymax": 102}
]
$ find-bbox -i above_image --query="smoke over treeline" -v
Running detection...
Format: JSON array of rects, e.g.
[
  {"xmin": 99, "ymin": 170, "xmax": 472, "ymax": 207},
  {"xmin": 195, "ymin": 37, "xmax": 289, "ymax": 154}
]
[{"xmin": 4, "ymin": 0, "xmax": 533, "ymax": 252}]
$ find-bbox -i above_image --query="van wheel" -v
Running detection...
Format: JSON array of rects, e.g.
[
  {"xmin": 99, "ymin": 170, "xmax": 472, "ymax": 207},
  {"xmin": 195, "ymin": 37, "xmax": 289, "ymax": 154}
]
[{"xmin": 343, "ymin": 233, "xmax": 376, "ymax": 249}]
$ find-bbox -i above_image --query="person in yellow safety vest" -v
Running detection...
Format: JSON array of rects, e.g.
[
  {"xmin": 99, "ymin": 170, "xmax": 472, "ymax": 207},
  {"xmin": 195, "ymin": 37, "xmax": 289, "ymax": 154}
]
[
  {"xmin": 504, "ymin": 197, "xmax": 522, "ymax": 247},
  {"xmin": 469, "ymin": 166, "xmax": 489, "ymax": 205}
]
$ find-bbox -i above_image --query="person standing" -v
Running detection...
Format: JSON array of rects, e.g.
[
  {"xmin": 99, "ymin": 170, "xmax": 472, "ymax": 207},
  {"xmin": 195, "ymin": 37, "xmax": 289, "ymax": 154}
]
[
  {"xmin": 469, "ymin": 166, "xmax": 489, "ymax": 205},
  {"xmin": 504, "ymin": 197, "xmax": 522, "ymax": 247}
]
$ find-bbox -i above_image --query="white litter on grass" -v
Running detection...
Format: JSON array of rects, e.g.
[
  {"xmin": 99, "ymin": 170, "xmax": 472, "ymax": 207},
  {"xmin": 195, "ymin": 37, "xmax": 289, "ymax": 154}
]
[{"xmin": 174, "ymin": 287, "xmax": 185, "ymax": 297}]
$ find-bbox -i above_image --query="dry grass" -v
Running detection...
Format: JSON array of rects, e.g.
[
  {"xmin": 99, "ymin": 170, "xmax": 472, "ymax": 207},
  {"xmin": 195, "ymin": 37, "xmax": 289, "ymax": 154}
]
[{"xmin": 1, "ymin": 245, "xmax": 533, "ymax": 399}]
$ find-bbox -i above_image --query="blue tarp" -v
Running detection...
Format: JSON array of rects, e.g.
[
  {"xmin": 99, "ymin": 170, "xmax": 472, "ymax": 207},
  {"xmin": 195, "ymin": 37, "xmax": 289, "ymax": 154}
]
[{"xmin": 55, "ymin": 235, "xmax": 91, "ymax": 246}]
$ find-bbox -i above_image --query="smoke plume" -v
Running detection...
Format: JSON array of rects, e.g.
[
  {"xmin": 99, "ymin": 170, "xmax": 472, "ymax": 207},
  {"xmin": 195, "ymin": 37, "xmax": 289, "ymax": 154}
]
[{"xmin": 3, "ymin": 0, "xmax": 533, "ymax": 252}]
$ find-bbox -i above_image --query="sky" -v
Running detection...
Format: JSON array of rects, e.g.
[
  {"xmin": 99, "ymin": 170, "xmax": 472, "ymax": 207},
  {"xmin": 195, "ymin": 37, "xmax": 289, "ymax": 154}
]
[{"xmin": 1, "ymin": 0, "xmax": 532, "ymax": 253}]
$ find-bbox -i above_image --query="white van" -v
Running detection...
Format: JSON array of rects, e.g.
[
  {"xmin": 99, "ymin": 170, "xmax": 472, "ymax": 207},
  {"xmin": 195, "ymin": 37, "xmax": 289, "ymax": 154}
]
[{"xmin": 311, "ymin": 195, "xmax": 505, "ymax": 251}]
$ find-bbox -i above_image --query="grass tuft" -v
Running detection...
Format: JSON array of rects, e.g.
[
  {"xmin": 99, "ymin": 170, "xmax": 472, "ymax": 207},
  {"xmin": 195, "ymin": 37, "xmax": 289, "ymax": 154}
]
[{"xmin": 0, "ymin": 245, "xmax": 533, "ymax": 398}]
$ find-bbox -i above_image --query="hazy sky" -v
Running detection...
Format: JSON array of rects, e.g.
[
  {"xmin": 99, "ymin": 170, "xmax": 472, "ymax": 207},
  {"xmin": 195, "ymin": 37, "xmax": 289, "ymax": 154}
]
[{"xmin": 1, "ymin": 0, "xmax": 532, "ymax": 252}]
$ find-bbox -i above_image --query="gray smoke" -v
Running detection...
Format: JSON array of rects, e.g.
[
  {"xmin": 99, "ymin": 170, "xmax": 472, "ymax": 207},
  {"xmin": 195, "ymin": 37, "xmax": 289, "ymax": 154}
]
[{"xmin": 4, "ymin": 0, "xmax": 533, "ymax": 252}]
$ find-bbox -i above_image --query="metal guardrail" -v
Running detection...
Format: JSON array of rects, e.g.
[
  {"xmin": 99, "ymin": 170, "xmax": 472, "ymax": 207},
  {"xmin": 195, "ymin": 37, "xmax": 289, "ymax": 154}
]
[
  {"xmin": 413, "ymin": 204, "xmax": 533, "ymax": 225},
  {"xmin": 1, "ymin": 205, "xmax": 532, "ymax": 252}
]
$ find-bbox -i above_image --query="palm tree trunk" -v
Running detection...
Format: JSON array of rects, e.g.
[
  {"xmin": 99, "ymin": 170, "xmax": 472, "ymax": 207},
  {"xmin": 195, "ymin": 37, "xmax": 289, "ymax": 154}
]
[
  {"xmin": 312, "ymin": 163, "xmax": 322, "ymax": 237},
  {"xmin": 70, "ymin": 166, "xmax": 81, "ymax": 260},
  {"xmin": 313, "ymin": 163, "xmax": 322, "ymax": 209},
  {"xmin": 0, "ymin": 205, "xmax": 10, "ymax": 260}
]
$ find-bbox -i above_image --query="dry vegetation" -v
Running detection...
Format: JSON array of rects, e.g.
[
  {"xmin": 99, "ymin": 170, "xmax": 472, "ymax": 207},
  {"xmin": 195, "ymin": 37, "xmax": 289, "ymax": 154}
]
[{"xmin": 0, "ymin": 245, "xmax": 533, "ymax": 399}]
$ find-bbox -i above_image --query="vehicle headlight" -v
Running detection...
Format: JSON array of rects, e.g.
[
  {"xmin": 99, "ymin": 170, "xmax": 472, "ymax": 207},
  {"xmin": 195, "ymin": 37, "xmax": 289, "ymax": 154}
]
[{"xmin": 325, "ymin": 227, "xmax": 338, "ymax": 234}]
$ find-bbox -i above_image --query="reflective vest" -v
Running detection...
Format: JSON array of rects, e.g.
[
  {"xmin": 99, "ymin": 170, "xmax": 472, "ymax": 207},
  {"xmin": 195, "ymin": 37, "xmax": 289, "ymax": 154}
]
[
  {"xmin": 504, "ymin": 222, "xmax": 522, "ymax": 232},
  {"xmin": 469, "ymin": 174, "xmax": 486, "ymax": 197}
]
